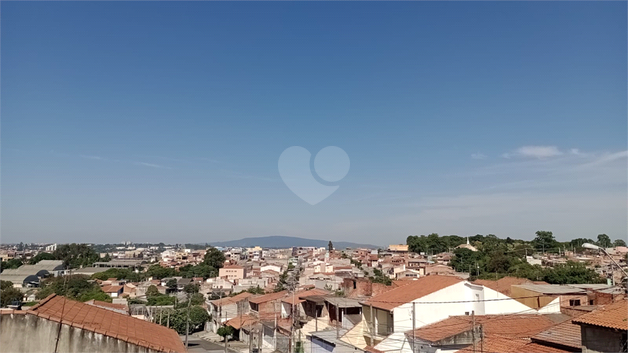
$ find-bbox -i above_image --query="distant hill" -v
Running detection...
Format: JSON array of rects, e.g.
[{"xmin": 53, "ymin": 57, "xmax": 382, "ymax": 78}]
[{"xmin": 208, "ymin": 236, "xmax": 379, "ymax": 249}]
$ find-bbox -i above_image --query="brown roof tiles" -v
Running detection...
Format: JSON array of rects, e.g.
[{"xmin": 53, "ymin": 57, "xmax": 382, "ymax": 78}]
[
  {"xmin": 456, "ymin": 336, "xmax": 571, "ymax": 353},
  {"xmin": 572, "ymin": 300, "xmax": 628, "ymax": 330},
  {"xmin": 210, "ymin": 292, "xmax": 253, "ymax": 307},
  {"xmin": 363, "ymin": 275, "xmax": 464, "ymax": 310},
  {"xmin": 410, "ymin": 314, "xmax": 557, "ymax": 343},
  {"xmin": 12, "ymin": 294, "xmax": 185, "ymax": 353},
  {"xmin": 249, "ymin": 290, "xmax": 287, "ymax": 304},
  {"xmin": 532, "ymin": 319, "xmax": 582, "ymax": 350}
]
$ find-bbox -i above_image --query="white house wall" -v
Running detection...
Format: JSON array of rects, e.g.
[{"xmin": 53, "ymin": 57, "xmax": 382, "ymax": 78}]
[
  {"xmin": 481, "ymin": 286, "xmax": 539, "ymax": 315},
  {"xmin": 391, "ymin": 281, "xmax": 551, "ymax": 334},
  {"xmin": 392, "ymin": 281, "xmax": 479, "ymax": 333},
  {"xmin": 537, "ymin": 297, "xmax": 561, "ymax": 314}
]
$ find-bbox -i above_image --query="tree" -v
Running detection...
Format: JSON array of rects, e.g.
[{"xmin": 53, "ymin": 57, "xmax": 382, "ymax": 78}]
[
  {"xmin": 178, "ymin": 263, "xmax": 216, "ymax": 279},
  {"xmin": 0, "ymin": 281, "xmax": 13, "ymax": 291},
  {"xmin": 146, "ymin": 285, "xmax": 160, "ymax": 297},
  {"xmin": 370, "ymin": 268, "xmax": 392, "ymax": 286},
  {"xmin": 217, "ymin": 326, "xmax": 235, "ymax": 341},
  {"xmin": 159, "ymin": 306, "xmax": 209, "ymax": 334},
  {"xmin": 613, "ymin": 239, "xmax": 627, "ymax": 247},
  {"xmin": 166, "ymin": 279, "xmax": 178, "ymax": 293},
  {"xmin": 147, "ymin": 295, "xmax": 176, "ymax": 306},
  {"xmin": 542, "ymin": 261, "xmax": 605, "ymax": 284},
  {"xmin": 486, "ymin": 250, "xmax": 514, "ymax": 273},
  {"xmin": 183, "ymin": 283, "xmax": 200, "ymax": 294},
  {"xmin": 596, "ymin": 234, "xmax": 612, "ymax": 248},
  {"xmin": 247, "ymin": 286, "xmax": 265, "ymax": 294},
  {"xmin": 450, "ymin": 248, "xmax": 481, "ymax": 273},
  {"xmin": 569, "ymin": 238, "xmax": 596, "ymax": 251},
  {"xmin": 92, "ymin": 268, "xmax": 143, "ymax": 282},
  {"xmin": 203, "ymin": 247, "xmax": 225, "ymax": 270},
  {"xmin": 1, "ymin": 283, "xmax": 23, "ymax": 307},
  {"xmin": 328, "ymin": 241, "xmax": 333, "ymax": 252},
  {"xmin": 146, "ymin": 264, "xmax": 176, "ymax": 279},
  {"xmin": 29, "ymin": 252, "xmax": 57, "ymax": 264},
  {"xmin": 53, "ymin": 244, "xmax": 99, "ymax": 269},
  {"xmin": 1, "ymin": 259, "xmax": 23, "ymax": 272},
  {"xmin": 36, "ymin": 275, "xmax": 111, "ymax": 302},
  {"xmin": 178, "ymin": 293, "xmax": 205, "ymax": 308},
  {"xmin": 532, "ymin": 231, "xmax": 559, "ymax": 253}
]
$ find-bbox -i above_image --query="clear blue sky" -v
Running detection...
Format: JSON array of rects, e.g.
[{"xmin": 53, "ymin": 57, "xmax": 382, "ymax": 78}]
[{"xmin": 2, "ymin": 1, "xmax": 626, "ymax": 245}]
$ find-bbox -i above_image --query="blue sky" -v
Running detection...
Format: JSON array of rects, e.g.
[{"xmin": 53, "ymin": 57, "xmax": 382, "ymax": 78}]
[{"xmin": 2, "ymin": 1, "xmax": 626, "ymax": 245}]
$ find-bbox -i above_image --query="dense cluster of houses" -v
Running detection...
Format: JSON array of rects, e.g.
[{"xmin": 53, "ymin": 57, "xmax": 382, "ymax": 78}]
[{"xmin": 1, "ymin": 242, "xmax": 627, "ymax": 353}]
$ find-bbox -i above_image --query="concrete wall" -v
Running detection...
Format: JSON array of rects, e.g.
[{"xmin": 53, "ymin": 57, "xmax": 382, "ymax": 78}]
[
  {"xmin": 0, "ymin": 314, "xmax": 161, "ymax": 353},
  {"xmin": 580, "ymin": 324, "xmax": 626, "ymax": 353}
]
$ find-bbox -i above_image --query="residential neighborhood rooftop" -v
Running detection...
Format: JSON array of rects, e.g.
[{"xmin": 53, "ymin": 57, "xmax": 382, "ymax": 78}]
[
  {"xmin": 572, "ymin": 299, "xmax": 628, "ymax": 330},
  {"xmin": 2, "ymin": 294, "xmax": 185, "ymax": 353}
]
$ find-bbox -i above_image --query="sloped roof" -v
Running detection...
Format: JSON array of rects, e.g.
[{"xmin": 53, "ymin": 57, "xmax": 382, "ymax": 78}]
[
  {"xmin": 85, "ymin": 299, "xmax": 129, "ymax": 314},
  {"xmin": 410, "ymin": 314, "xmax": 557, "ymax": 343},
  {"xmin": 363, "ymin": 275, "xmax": 464, "ymax": 310},
  {"xmin": 473, "ymin": 277, "xmax": 533, "ymax": 296},
  {"xmin": 5, "ymin": 294, "xmax": 185, "ymax": 353},
  {"xmin": 532, "ymin": 319, "xmax": 582, "ymax": 350},
  {"xmin": 324, "ymin": 297, "xmax": 361, "ymax": 308},
  {"xmin": 249, "ymin": 290, "xmax": 287, "ymax": 304},
  {"xmin": 211, "ymin": 291, "xmax": 254, "ymax": 306},
  {"xmin": 102, "ymin": 285, "xmax": 123, "ymax": 293},
  {"xmin": 572, "ymin": 300, "xmax": 628, "ymax": 330},
  {"xmin": 224, "ymin": 314, "xmax": 258, "ymax": 329},
  {"xmin": 456, "ymin": 336, "xmax": 571, "ymax": 353},
  {"xmin": 282, "ymin": 288, "xmax": 330, "ymax": 305}
]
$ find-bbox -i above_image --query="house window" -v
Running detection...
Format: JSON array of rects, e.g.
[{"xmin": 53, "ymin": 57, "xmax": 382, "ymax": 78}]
[{"xmin": 569, "ymin": 299, "xmax": 581, "ymax": 306}]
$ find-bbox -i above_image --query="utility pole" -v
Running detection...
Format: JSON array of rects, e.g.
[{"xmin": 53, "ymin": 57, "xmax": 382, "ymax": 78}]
[
  {"xmin": 185, "ymin": 295, "xmax": 192, "ymax": 348},
  {"xmin": 274, "ymin": 301, "xmax": 278, "ymax": 351},
  {"xmin": 336, "ymin": 304, "xmax": 340, "ymax": 339},
  {"xmin": 369, "ymin": 304, "xmax": 374, "ymax": 345},
  {"xmin": 471, "ymin": 310, "xmax": 476, "ymax": 353},
  {"xmin": 479, "ymin": 324, "xmax": 484, "ymax": 353},
  {"xmin": 248, "ymin": 323, "xmax": 252, "ymax": 353},
  {"xmin": 258, "ymin": 328, "xmax": 263, "ymax": 353},
  {"xmin": 412, "ymin": 302, "xmax": 416, "ymax": 353}
]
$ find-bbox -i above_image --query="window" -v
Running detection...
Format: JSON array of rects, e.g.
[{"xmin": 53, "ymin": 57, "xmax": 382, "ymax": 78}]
[
  {"xmin": 569, "ymin": 299, "xmax": 581, "ymax": 306},
  {"xmin": 589, "ymin": 300, "xmax": 594, "ymax": 305}
]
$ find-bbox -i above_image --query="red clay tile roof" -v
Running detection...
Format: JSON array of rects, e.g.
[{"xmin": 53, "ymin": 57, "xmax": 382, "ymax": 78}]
[
  {"xmin": 456, "ymin": 336, "xmax": 571, "ymax": 353},
  {"xmin": 532, "ymin": 320, "xmax": 582, "ymax": 350},
  {"xmin": 85, "ymin": 299, "xmax": 129, "ymax": 313},
  {"xmin": 101, "ymin": 285, "xmax": 123, "ymax": 293},
  {"xmin": 288, "ymin": 288, "xmax": 329, "ymax": 302},
  {"xmin": 363, "ymin": 275, "xmax": 464, "ymax": 310},
  {"xmin": 224, "ymin": 314, "xmax": 258, "ymax": 329},
  {"xmin": 249, "ymin": 290, "xmax": 287, "ymax": 304},
  {"xmin": 20, "ymin": 294, "xmax": 185, "ymax": 353},
  {"xmin": 211, "ymin": 292, "xmax": 253, "ymax": 306},
  {"xmin": 572, "ymin": 300, "xmax": 628, "ymax": 330},
  {"xmin": 410, "ymin": 315, "xmax": 557, "ymax": 343}
]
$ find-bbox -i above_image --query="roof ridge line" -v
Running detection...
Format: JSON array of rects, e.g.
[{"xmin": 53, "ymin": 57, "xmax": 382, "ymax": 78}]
[{"xmin": 29, "ymin": 293, "xmax": 57, "ymax": 311}]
